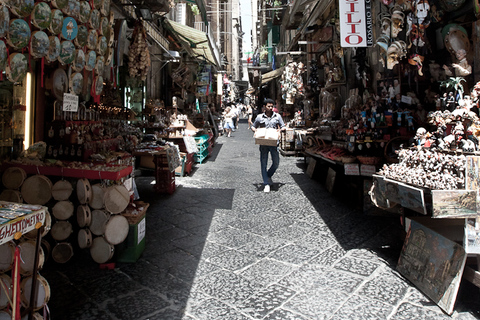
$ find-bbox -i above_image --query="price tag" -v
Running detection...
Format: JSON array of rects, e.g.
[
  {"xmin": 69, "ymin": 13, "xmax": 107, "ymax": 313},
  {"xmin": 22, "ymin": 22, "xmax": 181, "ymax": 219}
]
[
  {"xmin": 137, "ymin": 218, "xmax": 146, "ymax": 244},
  {"xmin": 401, "ymin": 95, "xmax": 412, "ymax": 104},
  {"xmin": 63, "ymin": 93, "xmax": 79, "ymax": 112}
]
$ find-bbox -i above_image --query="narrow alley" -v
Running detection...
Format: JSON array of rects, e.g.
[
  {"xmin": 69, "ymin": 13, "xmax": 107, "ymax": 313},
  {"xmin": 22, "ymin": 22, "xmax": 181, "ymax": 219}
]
[{"xmin": 44, "ymin": 119, "xmax": 480, "ymax": 320}]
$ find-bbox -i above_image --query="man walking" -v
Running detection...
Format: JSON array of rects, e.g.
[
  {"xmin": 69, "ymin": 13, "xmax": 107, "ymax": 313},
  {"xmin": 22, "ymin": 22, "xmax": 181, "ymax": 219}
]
[{"xmin": 251, "ymin": 98, "xmax": 286, "ymax": 192}]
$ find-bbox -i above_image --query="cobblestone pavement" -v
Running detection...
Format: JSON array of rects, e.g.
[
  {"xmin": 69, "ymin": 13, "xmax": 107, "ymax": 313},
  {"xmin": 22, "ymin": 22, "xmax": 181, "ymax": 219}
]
[{"xmin": 43, "ymin": 118, "xmax": 480, "ymax": 319}]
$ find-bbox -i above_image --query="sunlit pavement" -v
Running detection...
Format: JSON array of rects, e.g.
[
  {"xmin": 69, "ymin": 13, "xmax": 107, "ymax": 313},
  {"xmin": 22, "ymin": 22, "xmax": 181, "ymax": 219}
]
[{"xmin": 43, "ymin": 118, "xmax": 480, "ymax": 319}]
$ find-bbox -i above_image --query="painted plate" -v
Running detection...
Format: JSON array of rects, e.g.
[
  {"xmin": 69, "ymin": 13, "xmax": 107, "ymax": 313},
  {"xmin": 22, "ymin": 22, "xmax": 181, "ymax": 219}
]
[
  {"xmin": 30, "ymin": 31, "xmax": 50, "ymax": 59},
  {"xmin": 62, "ymin": 17, "xmax": 78, "ymax": 40},
  {"xmin": 48, "ymin": 9, "xmax": 63, "ymax": 34},
  {"xmin": 92, "ymin": 0, "xmax": 101, "ymax": 10},
  {"xmin": 94, "ymin": 55, "xmax": 104, "ymax": 74},
  {"xmin": 69, "ymin": 72, "xmax": 83, "ymax": 95},
  {"xmin": 7, "ymin": 19, "xmax": 31, "ymax": 50},
  {"xmin": 93, "ymin": 75, "xmax": 103, "ymax": 95},
  {"xmin": 10, "ymin": 0, "xmax": 34, "ymax": 17},
  {"xmin": 6, "ymin": 53, "xmax": 27, "ymax": 83},
  {"xmin": 74, "ymin": 25, "xmax": 88, "ymax": 47},
  {"xmin": 0, "ymin": 40, "xmax": 7, "ymax": 70},
  {"xmin": 0, "ymin": 6, "xmax": 10, "ymax": 38},
  {"xmin": 51, "ymin": 0, "xmax": 68, "ymax": 10},
  {"xmin": 31, "ymin": 2, "xmax": 52, "ymax": 30},
  {"xmin": 105, "ymin": 46, "xmax": 113, "ymax": 65},
  {"xmin": 58, "ymin": 40, "xmax": 75, "ymax": 65},
  {"xmin": 96, "ymin": 35, "xmax": 107, "ymax": 56},
  {"xmin": 70, "ymin": 0, "xmax": 80, "ymax": 19},
  {"xmin": 78, "ymin": 1, "xmax": 90, "ymax": 24},
  {"xmin": 72, "ymin": 48, "xmax": 85, "ymax": 72},
  {"xmin": 52, "ymin": 68, "xmax": 68, "ymax": 100},
  {"xmin": 85, "ymin": 50, "xmax": 96, "ymax": 71},
  {"xmin": 86, "ymin": 29, "xmax": 98, "ymax": 50},
  {"xmin": 46, "ymin": 35, "xmax": 61, "ymax": 63},
  {"xmin": 100, "ymin": 0, "xmax": 109, "ymax": 16},
  {"xmin": 100, "ymin": 16, "xmax": 108, "ymax": 35},
  {"xmin": 89, "ymin": 9, "xmax": 100, "ymax": 30}
]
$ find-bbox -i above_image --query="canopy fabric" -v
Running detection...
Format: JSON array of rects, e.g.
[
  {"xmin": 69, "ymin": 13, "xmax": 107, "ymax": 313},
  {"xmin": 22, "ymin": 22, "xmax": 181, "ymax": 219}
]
[
  {"xmin": 164, "ymin": 19, "xmax": 218, "ymax": 66},
  {"xmin": 261, "ymin": 67, "xmax": 285, "ymax": 85}
]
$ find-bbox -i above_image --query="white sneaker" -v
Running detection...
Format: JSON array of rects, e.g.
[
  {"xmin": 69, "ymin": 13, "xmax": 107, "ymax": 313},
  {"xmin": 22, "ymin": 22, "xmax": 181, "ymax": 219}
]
[{"xmin": 264, "ymin": 184, "xmax": 270, "ymax": 193}]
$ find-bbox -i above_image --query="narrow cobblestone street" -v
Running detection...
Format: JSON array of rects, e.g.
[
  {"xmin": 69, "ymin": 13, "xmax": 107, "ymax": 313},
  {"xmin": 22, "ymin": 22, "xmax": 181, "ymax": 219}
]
[{"xmin": 44, "ymin": 118, "xmax": 480, "ymax": 319}]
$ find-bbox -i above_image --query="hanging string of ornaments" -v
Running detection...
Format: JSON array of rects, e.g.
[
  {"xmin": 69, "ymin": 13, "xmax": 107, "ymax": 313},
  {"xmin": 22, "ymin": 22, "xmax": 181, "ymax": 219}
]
[{"xmin": 128, "ymin": 20, "xmax": 150, "ymax": 81}]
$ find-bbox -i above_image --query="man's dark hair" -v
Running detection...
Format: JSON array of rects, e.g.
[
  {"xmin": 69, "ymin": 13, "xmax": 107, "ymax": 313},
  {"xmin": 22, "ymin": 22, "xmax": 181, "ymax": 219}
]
[{"xmin": 263, "ymin": 98, "xmax": 274, "ymax": 106}]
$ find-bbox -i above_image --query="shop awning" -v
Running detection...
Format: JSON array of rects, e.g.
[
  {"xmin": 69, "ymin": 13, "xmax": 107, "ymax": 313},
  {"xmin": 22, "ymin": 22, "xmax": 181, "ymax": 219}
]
[
  {"xmin": 163, "ymin": 19, "xmax": 219, "ymax": 67},
  {"xmin": 261, "ymin": 67, "xmax": 285, "ymax": 85}
]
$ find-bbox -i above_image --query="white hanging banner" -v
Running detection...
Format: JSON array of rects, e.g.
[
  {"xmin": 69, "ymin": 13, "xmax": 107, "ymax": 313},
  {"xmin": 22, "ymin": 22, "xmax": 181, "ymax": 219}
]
[{"xmin": 338, "ymin": 0, "xmax": 373, "ymax": 47}]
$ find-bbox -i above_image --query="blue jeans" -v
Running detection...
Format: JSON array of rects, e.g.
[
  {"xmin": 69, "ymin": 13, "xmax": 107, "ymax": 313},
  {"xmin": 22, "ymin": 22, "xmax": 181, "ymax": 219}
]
[{"xmin": 259, "ymin": 145, "xmax": 279, "ymax": 185}]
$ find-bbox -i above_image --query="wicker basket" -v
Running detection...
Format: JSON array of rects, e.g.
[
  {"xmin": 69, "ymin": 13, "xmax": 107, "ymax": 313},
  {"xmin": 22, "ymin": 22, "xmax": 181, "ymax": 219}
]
[
  {"xmin": 341, "ymin": 156, "xmax": 357, "ymax": 163},
  {"xmin": 357, "ymin": 156, "xmax": 382, "ymax": 165},
  {"xmin": 123, "ymin": 201, "xmax": 150, "ymax": 225}
]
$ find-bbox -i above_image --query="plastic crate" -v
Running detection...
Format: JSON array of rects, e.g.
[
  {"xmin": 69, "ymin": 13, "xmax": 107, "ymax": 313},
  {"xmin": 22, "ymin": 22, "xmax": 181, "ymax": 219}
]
[
  {"xmin": 155, "ymin": 169, "xmax": 176, "ymax": 194},
  {"xmin": 194, "ymin": 148, "xmax": 209, "ymax": 164}
]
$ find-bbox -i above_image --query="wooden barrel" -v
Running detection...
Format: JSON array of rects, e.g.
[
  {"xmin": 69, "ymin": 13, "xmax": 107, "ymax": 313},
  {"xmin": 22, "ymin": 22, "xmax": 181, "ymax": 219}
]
[
  {"xmin": 104, "ymin": 185, "xmax": 130, "ymax": 214},
  {"xmin": 89, "ymin": 183, "xmax": 105, "ymax": 209},
  {"xmin": 104, "ymin": 215, "xmax": 129, "ymax": 245},
  {"xmin": 51, "ymin": 180, "xmax": 73, "ymax": 201},
  {"xmin": 52, "ymin": 200, "xmax": 74, "ymax": 220},
  {"xmin": 90, "ymin": 237, "xmax": 114, "ymax": 264},
  {"xmin": 21, "ymin": 175, "xmax": 52, "ymax": 205},
  {"xmin": 2, "ymin": 167, "xmax": 26, "ymax": 189},
  {"xmin": 0, "ymin": 189, "xmax": 23, "ymax": 203},
  {"xmin": 76, "ymin": 178, "xmax": 92, "ymax": 205}
]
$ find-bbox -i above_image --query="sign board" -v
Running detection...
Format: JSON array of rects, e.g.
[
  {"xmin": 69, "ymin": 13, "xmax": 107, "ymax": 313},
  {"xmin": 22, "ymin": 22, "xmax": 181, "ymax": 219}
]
[
  {"xmin": 360, "ymin": 164, "xmax": 376, "ymax": 176},
  {"xmin": 344, "ymin": 163, "xmax": 360, "ymax": 176},
  {"xmin": 63, "ymin": 93, "xmax": 79, "ymax": 112},
  {"xmin": 338, "ymin": 0, "xmax": 373, "ymax": 47},
  {"xmin": 0, "ymin": 203, "xmax": 46, "ymax": 244}
]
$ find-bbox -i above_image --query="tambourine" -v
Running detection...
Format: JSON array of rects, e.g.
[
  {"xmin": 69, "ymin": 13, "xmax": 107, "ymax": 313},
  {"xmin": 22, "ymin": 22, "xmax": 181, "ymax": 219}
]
[
  {"xmin": 86, "ymin": 28, "xmax": 98, "ymax": 50},
  {"xmin": 0, "ymin": 189, "xmax": 23, "ymax": 203},
  {"xmin": 0, "ymin": 5, "xmax": 10, "ymax": 38},
  {"xmin": 90, "ymin": 236, "xmax": 114, "ymax": 263},
  {"xmin": 0, "ymin": 40, "xmax": 6, "ymax": 71},
  {"xmin": 0, "ymin": 274, "xmax": 12, "ymax": 309},
  {"xmin": 72, "ymin": 49, "xmax": 85, "ymax": 72},
  {"xmin": 78, "ymin": 1, "xmax": 91, "ymax": 24},
  {"xmin": 7, "ymin": 19, "xmax": 31, "ymax": 50},
  {"xmin": 51, "ymin": 0, "xmax": 68, "ymax": 10},
  {"xmin": 46, "ymin": 35, "xmax": 61, "ymax": 63},
  {"xmin": 48, "ymin": 9, "xmax": 64, "ymax": 34},
  {"xmin": 76, "ymin": 204, "xmax": 92, "ymax": 227},
  {"xmin": 0, "ymin": 242, "xmax": 15, "ymax": 272},
  {"xmin": 90, "ymin": 209, "xmax": 110, "ymax": 235},
  {"xmin": 18, "ymin": 240, "xmax": 45, "ymax": 275},
  {"xmin": 107, "ymin": 26, "xmax": 114, "ymax": 47},
  {"xmin": 30, "ymin": 31, "xmax": 49, "ymax": 59},
  {"xmin": 89, "ymin": 9, "xmax": 100, "ymax": 29},
  {"xmin": 51, "ymin": 242, "xmax": 73, "ymax": 263},
  {"xmin": 77, "ymin": 228, "xmax": 92, "ymax": 249},
  {"xmin": 76, "ymin": 178, "xmax": 92, "ymax": 204},
  {"xmin": 69, "ymin": 72, "xmax": 83, "ymax": 95},
  {"xmin": 85, "ymin": 49, "xmax": 96, "ymax": 71},
  {"xmin": 69, "ymin": 0, "xmax": 80, "ymax": 19},
  {"xmin": 20, "ymin": 174, "xmax": 52, "ymax": 205},
  {"xmin": 21, "ymin": 275, "xmax": 50, "ymax": 310},
  {"xmin": 104, "ymin": 184, "xmax": 130, "ymax": 214},
  {"xmin": 93, "ymin": 75, "xmax": 103, "ymax": 96},
  {"xmin": 52, "ymin": 200, "xmax": 74, "ymax": 220},
  {"xmin": 31, "ymin": 2, "xmax": 52, "ymax": 30},
  {"xmin": 100, "ymin": 16, "xmax": 109, "ymax": 35},
  {"xmin": 6, "ymin": 53, "xmax": 28, "ymax": 83},
  {"xmin": 51, "ymin": 220, "xmax": 73, "ymax": 241},
  {"xmin": 105, "ymin": 46, "xmax": 113, "ymax": 65},
  {"xmin": 108, "ymin": 10, "xmax": 114, "ymax": 26},
  {"xmin": 10, "ymin": 0, "xmax": 34, "ymax": 17},
  {"xmin": 2, "ymin": 166, "xmax": 26, "ymax": 189},
  {"xmin": 100, "ymin": 0, "xmax": 110, "ymax": 16},
  {"xmin": 89, "ymin": 183, "xmax": 105, "ymax": 209},
  {"xmin": 51, "ymin": 179, "xmax": 73, "ymax": 201},
  {"xmin": 51, "ymin": 68, "xmax": 68, "ymax": 100},
  {"xmin": 58, "ymin": 40, "xmax": 75, "ymax": 65},
  {"xmin": 94, "ymin": 55, "xmax": 104, "ymax": 74},
  {"xmin": 104, "ymin": 214, "xmax": 129, "ymax": 245},
  {"xmin": 74, "ymin": 25, "xmax": 88, "ymax": 48},
  {"xmin": 96, "ymin": 35, "xmax": 107, "ymax": 56},
  {"xmin": 92, "ymin": 0, "xmax": 102, "ymax": 10}
]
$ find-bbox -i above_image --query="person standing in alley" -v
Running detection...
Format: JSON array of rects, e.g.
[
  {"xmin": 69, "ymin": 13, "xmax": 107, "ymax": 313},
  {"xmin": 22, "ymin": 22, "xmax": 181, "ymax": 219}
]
[
  {"xmin": 251, "ymin": 98, "xmax": 286, "ymax": 193},
  {"xmin": 223, "ymin": 106, "xmax": 235, "ymax": 137}
]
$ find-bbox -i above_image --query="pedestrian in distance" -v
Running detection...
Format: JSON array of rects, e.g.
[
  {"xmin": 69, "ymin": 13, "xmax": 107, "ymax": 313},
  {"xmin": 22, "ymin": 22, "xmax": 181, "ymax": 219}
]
[
  {"xmin": 247, "ymin": 104, "xmax": 253, "ymax": 129},
  {"xmin": 251, "ymin": 98, "xmax": 286, "ymax": 193},
  {"xmin": 223, "ymin": 106, "xmax": 236, "ymax": 137}
]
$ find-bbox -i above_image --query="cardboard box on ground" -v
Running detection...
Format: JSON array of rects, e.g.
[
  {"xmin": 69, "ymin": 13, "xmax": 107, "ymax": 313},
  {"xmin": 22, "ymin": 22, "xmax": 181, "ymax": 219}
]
[{"xmin": 254, "ymin": 128, "xmax": 279, "ymax": 146}]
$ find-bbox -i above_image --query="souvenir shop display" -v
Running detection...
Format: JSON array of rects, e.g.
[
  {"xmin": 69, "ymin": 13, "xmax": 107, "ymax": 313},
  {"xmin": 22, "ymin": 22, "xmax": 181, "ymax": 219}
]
[{"xmin": 128, "ymin": 20, "xmax": 151, "ymax": 81}]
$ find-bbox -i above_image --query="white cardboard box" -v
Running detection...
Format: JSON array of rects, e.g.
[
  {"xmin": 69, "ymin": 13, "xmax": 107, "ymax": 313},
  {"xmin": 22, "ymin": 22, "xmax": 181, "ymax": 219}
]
[{"xmin": 254, "ymin": 128, "xmax": 279, "ymax": 146}]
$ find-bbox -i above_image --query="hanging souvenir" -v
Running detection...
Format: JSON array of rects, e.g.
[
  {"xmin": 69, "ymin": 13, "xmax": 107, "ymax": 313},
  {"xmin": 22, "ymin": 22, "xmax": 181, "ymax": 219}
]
[
  {"xmin": 5, "ymin": 53, "xmax": 27, "ymax": 83},
  {"xmin": 61, "ymin": 17, "xmax": 78, "ymax": 40},
  {"xmin": 10, "ymin": 0, "xmax": 34, "ymax": 17},
  {"xmin": 105, "ymin": 46, "xmax": 113, "ymax": 65},
  {"xmin": 31, "ymin": 2, "xmax": 52, "ymax": 30},
  {"xmin": 46, "ymin": 35, "xmax": 61, "ymax": 63},
  {"xmin": 78, "ymin": 1, "xmax": 90, "ymax": 24},
  {"xmin": 108, "ymin": 10, "xmax": 114, "ymax": 26},
  {"xmin": 0, "ymin": 40, "xmax": 7, "ymax": 70},
  {"xmin": 96, "ymin": 35, "xmax": 107, "ymax": 56},
  {"xmin": 114, "ymin": 20, "xmax": 126, "ymax": 67},
  {"xmin": 85, "ymin": 50, "xmax": 96, "ymax": 71},
  {"xmin": 72, "ymin": 48, "xmax": 85, "ymax": 72},
  {"xmin": 100, "ymin": 0, "xmax": 110, "ymax": 16},
  {"xmin": 86, "ymin": 29, "xmax": 98, "ymax": 50},
  {"xmin": 7, "ymin": 19, "xmax": 31, "ymax": 49},
  {"xmin": 0, "ymin": 5, "xmax": 10, "ymax": 38},
  {"xmin": 51, "ymin": 0, "xmax": 68, "ymax": 10},
  {"xmin": 74, "ymin": 25, "xmax": 88, "ymax": 47},
  {"xmin": 52, "ymin": 68, "xmax": 68, "ymax": 100},
  {"xmin": 100, "ymin": 16, "xmax": 108, "ymax": 35},
  {"xmin": 69, "ymin": 72, "xmax": 83, "ymax": 95},
  {"xmin": 94, "ymin": 55, "xmax": 104, "ymax": 74},
  {"xmin": 89, "ymin": 9, "xmax": 100, "ymax": 30},
  {"xmin": 92, "ymin": 0, "xmax": 101, "ymax": 10},
  {"xmin": 30, "ymin": 31, "xmax": 49, "ymax": 59},
  {"xmin": 58, "ymin": 40, "xmax": 75, "ymax": 65},
  {"xmin": 93, "ymin": 75, "xmax": 103, "ymax": 95},
  {"xmin": 106, "ymin": 26, "xmax": 114, "ymax": 47},
  {"xmin": 69, "ymin": 0, "xmax": 80, "ymax": 19},
  {"xmin": 81, "ymin": 71, "xmax": 92, "ymax": 101},
  {"xmin": 49, "ymin": 9, "xmax": 63, "ymax": 34}
]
